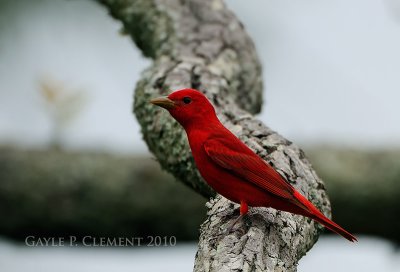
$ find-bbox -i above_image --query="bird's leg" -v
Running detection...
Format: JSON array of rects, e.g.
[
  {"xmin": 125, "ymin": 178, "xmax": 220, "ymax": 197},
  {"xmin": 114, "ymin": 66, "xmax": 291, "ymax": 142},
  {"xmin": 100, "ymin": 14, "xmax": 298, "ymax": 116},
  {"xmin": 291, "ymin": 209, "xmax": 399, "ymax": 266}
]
[{"xmin": 226, "ymin": 200, "xmax": 248, "ymax": 233}]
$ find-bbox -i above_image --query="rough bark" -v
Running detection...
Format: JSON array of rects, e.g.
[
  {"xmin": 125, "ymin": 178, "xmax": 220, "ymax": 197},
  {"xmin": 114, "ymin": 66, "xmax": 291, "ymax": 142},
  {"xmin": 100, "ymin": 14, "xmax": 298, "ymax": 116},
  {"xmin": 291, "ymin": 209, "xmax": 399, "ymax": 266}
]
[{"xmin": 97, "ymin": 0, "xmax": 331, "ymax": 271}]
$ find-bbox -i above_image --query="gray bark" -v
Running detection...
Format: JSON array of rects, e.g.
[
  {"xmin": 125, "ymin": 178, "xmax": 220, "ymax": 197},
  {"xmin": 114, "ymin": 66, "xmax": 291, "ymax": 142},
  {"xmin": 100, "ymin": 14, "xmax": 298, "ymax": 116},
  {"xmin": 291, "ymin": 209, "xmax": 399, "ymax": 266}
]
[{"xmin": 98, "ymin": 0, "xmax": 331, "ymax": 271}]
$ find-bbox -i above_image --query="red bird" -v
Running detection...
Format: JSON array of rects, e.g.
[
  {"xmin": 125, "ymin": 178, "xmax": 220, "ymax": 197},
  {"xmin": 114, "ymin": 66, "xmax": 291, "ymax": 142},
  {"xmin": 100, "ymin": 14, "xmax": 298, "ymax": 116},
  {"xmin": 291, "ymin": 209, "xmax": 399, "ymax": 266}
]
[{"xmin": 150, "ymin": 88, "xmax": 357, "ymax": 242}]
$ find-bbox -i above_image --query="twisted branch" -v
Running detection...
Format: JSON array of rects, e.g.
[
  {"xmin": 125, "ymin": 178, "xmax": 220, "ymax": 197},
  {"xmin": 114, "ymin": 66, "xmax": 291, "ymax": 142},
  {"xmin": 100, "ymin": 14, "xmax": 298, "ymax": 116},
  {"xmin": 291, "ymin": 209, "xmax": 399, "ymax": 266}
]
[{"xmin": 98, "ymin": 0, "xmax": 330, "ymax": 270}]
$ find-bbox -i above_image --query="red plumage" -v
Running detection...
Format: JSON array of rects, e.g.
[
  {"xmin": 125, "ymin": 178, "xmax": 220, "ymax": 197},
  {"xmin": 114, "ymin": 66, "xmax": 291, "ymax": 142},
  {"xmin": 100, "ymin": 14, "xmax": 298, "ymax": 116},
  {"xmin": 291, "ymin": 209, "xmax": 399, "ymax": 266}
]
[{"xmin": 150, "ymin": 88, "xmax": 357, "ymax": 242}]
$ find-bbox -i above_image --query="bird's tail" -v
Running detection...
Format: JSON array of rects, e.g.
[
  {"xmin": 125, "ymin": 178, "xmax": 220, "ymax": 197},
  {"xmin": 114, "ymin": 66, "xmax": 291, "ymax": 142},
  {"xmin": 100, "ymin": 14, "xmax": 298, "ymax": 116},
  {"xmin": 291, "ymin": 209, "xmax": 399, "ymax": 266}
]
[{"xmin": 293, "ymin": 191, "xmax": 357, "ymax": 242}]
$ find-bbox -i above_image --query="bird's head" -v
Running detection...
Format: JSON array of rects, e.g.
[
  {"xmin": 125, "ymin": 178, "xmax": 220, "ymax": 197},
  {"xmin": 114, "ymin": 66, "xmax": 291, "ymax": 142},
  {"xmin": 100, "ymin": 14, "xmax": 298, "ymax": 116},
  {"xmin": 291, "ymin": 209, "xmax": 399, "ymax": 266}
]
[{"xmin": 150, "ymin": 89, "xmax": 217, "ymax": 128}]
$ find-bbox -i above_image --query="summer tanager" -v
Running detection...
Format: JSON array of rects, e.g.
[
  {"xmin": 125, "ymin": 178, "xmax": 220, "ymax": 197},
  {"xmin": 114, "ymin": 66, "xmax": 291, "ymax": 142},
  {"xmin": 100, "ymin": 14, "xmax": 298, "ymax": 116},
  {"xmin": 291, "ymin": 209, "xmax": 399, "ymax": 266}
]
[{"xmin": 150, "ymin": 88, "xmax": 356, "ymax": 242}]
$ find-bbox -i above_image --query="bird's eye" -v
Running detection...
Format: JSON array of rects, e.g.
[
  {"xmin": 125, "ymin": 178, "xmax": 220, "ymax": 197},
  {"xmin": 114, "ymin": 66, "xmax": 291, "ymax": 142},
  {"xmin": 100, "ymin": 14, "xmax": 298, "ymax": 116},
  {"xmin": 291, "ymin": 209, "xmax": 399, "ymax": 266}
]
[{"xmin": 182, "ymin": 96, "xmax": 192, "ymax": 104}]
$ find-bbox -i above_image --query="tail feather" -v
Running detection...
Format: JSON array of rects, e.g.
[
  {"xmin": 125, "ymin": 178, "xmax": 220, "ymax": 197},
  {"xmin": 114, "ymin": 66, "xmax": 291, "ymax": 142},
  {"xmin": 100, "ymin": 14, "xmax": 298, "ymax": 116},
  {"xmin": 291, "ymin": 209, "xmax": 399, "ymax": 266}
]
[{"xmin": 293, "ymin": 191, "xmax": 357, "ymax": 242}]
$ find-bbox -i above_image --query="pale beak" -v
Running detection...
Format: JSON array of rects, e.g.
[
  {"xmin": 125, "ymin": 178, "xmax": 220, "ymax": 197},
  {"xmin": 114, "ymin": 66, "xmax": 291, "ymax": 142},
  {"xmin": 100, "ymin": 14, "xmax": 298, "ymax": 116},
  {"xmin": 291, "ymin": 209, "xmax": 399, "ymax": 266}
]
[{"xmin": 150, "ymin": 97, "xmax": 176, "ymax": 109}]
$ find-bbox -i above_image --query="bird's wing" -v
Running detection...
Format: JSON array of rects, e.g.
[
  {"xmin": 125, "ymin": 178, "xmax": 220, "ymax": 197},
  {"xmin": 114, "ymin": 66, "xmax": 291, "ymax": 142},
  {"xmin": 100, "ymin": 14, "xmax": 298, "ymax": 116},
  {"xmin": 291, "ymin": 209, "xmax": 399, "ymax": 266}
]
[{"xmin": 204, "ymin": 137, "xmax": 294, "ymax": 199}]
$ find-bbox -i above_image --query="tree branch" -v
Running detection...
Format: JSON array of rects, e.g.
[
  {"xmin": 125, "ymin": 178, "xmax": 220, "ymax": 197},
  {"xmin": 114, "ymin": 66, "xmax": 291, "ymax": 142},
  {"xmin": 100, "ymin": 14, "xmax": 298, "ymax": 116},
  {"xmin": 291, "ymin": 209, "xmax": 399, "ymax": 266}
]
[
  {"xmin": 98, "ymin": 0, "xmax": 331, "ymax": 270},
  {"xmin": 2, "ymin": 147, "xmax": 398, "ymax": 243},
  {"xmin": 0, "ymin": 147, "xmax": 206, "ymax": 241}
]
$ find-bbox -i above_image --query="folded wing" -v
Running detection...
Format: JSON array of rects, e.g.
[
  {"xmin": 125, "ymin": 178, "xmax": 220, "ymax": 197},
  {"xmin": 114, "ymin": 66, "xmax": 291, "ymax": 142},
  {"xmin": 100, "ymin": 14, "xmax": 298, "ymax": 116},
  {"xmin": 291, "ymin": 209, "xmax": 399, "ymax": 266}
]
[{"xmin": 204, "ymin": 138, "xmax": 295, "ymax": 199}]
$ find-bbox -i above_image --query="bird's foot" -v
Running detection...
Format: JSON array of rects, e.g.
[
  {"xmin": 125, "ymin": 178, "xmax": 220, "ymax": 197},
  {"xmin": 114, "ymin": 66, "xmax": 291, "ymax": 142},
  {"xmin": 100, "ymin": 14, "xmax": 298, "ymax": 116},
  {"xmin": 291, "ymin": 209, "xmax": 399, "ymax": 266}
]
[
  {"xmin": 208, "ymin": 214, "xmax": 247, "ymax": 242},
  {"xmin": 225, "ymin": 213, "xmax": 245, "ymax": 233}
]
